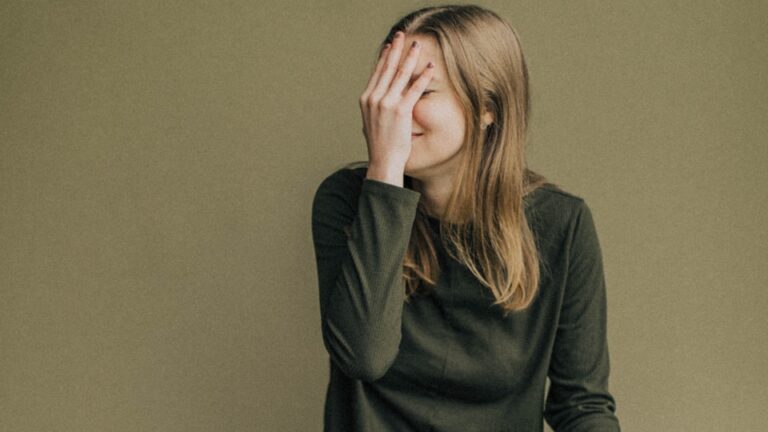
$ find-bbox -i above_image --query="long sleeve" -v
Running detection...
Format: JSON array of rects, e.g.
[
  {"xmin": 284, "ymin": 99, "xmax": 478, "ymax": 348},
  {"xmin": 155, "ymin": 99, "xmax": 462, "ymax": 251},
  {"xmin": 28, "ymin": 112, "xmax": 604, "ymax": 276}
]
[
  {"xmin": 311, "ymin": 170, "xmax": 421, "ymax": 382},
  {"xmin": 544, "ymin": 201, "xmax": 621, "ymax": 431}
]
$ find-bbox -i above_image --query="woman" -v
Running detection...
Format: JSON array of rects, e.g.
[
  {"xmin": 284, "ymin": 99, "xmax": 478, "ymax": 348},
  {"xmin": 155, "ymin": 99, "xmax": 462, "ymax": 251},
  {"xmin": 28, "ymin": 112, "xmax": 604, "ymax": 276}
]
[{"xmin": 311, "ymin": 4, "xmax": 621, "ymax": 431}]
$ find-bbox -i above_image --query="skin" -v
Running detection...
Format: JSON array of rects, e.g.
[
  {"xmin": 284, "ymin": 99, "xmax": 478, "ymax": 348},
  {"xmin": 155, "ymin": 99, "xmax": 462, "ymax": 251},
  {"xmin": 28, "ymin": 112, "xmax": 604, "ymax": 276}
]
[{"xmin": 359, "ymin": 31, "xmax": 492, "ymax": 219}]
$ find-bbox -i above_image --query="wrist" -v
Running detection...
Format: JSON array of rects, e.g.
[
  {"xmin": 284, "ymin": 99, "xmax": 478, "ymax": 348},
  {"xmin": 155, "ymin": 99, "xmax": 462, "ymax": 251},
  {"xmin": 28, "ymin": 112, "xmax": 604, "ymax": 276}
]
[{"xmin": 366, "ymin": 161, "xmax": 406, "ymax": 187}]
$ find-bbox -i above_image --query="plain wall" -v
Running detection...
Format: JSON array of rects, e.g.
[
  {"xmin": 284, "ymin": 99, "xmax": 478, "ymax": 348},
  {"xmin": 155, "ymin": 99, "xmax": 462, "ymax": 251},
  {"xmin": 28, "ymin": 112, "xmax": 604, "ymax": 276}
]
[{"xmin": 1, "ymin": 1, "xmax": 766, "ymax": 431}]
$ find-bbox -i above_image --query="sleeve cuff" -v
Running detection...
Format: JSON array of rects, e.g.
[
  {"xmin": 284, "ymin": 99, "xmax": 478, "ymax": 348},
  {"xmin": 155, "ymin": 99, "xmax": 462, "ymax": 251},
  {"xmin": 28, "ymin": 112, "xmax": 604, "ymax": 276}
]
[
  {"xmin": 567, "ymin": 415, "xmax": 621, "ymax": 432},
  {"xmin": 361, "ymin": 178, "xmax": 421, "ymax": 205}
]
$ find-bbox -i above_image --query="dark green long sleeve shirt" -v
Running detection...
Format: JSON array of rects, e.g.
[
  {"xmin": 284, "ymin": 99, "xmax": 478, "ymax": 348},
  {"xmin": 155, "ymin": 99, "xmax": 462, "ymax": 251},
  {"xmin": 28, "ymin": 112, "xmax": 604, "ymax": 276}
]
[{"xmin": 311, "ymin": 166, "xmax": 620, "ymax": 431}]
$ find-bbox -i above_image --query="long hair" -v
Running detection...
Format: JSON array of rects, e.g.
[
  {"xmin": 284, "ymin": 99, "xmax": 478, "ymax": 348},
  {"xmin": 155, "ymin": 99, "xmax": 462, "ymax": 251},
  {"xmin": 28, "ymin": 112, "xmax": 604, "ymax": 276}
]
[{"xmin": 350, "ymin": 4, "xmax": 559, "ymax": 316}]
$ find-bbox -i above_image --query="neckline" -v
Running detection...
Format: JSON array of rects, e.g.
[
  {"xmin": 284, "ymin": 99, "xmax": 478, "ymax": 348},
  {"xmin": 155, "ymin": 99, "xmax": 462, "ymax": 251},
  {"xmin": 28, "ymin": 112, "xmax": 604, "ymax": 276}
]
[{"xmin": 425, "ymin": 213, "xmax": 442, "ymax": 224}]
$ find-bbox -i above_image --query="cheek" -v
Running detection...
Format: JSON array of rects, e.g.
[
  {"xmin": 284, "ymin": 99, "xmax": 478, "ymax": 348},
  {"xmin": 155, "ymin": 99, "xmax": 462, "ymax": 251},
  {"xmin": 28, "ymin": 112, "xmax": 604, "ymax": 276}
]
[
  {"xmin": 412, "ymin": 102, "xmax": 431, "ymax": 127},
  {"xmin": 412, "ymin": 99, "xmax": 466, "ymax": 140}
]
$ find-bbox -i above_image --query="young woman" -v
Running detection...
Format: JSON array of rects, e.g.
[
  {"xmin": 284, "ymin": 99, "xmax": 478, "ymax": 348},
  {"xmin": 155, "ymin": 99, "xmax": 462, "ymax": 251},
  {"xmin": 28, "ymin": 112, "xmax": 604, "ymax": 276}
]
[{"xmin": 311, "ymin": 5, "xmax": 621, "ymax": 431}]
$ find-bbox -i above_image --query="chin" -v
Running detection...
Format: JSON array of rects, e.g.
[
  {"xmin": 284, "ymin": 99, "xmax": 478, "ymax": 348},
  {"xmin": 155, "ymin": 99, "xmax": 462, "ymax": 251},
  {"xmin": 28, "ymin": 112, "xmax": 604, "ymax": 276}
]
[
  {"xmin": 403, "ymin": 162, "xmax": 417, "ymax": 178},
  {"xmin": 404, "ymin": 164, "xmax": 425, "ymax": 180}
]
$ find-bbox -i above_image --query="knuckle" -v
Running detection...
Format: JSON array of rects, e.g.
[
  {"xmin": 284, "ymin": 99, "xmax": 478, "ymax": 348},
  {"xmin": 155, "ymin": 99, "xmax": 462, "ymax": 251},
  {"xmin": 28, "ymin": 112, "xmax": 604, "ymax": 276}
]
[
  {"xmin": 367, "ymin": 94, "xmax": 380, "ymax": 107},
  {"xmin": 379, "ymin": 98, "xmax": 396, "ymax": 110}
]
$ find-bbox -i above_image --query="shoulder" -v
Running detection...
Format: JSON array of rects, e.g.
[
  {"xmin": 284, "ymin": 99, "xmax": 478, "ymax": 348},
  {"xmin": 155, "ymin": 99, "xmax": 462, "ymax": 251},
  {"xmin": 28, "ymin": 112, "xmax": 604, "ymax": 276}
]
[
  {"xmin": 525, "ymin": 183, "xmax": 589, "ymax": 229},
  {"xmin": 523, "ymin": 183, "xmax": 601, "ymax": 260},
  {"xmin": 311, "ymin": 162, "xmax": 371, "ymax": 220},
  {"xmin": 313, "ymin": 162, "xmax": 368, "ymax": 201}
]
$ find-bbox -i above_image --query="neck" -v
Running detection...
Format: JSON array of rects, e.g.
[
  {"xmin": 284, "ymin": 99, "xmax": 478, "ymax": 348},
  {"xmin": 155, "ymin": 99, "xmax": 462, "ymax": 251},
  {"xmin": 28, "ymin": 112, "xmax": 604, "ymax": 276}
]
[{"xmin": 411, "ymin": 175, "xmax": 455, "ymax": 220}]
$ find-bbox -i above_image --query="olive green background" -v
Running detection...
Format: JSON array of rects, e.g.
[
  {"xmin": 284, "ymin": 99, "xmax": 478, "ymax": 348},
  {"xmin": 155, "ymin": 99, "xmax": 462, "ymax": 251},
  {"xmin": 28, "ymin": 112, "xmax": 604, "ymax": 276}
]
[{"xmin": 1, "ymin": 1, "xmax": 765, "ymax": 431}]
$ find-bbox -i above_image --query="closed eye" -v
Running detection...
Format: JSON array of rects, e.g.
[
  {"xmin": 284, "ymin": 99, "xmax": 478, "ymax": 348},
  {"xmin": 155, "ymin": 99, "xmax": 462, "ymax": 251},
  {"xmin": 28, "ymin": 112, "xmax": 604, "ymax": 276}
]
[{"xmin": 420, "ymin": 90, "xmax": 434, "ymax": 98}]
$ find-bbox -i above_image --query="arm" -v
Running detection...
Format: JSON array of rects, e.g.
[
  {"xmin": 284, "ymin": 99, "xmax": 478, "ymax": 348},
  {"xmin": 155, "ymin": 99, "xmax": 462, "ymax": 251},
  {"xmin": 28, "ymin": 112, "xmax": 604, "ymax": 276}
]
[
  {"xmin": 544, "ymin": 201, "xmax": 621, "ymax": 432},
  {"xmin": 311, "ymin": 169, "xmax": 420, "ymax": 382}
]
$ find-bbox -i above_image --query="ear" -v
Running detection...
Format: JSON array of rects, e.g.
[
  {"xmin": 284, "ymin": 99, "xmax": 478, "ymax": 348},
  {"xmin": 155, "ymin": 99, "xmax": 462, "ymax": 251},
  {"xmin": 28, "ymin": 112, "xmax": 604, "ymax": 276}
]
[{"xmin": 481, "ymin": 110, "xmax": 494, "ymax": 128}]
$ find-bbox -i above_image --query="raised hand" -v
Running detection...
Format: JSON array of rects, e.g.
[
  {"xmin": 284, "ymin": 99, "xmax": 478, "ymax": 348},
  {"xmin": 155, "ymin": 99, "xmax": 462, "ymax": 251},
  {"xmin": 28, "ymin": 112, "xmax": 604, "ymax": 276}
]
[{"xmin": 359, "ymin": 31, "xmax": 435, "ymax": 186}]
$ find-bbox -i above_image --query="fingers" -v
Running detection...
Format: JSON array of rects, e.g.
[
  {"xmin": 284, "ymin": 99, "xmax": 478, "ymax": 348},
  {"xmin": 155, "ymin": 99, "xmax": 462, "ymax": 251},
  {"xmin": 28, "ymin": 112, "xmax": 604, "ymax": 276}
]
[
  {"xmin": 360, "ymin": 43, "xmax": 393, "ymax": 138},
  {"xmin": 401, "ymin": 62, "xmax": 435, "ymax": 108},
  {"xmin": 384, "ymin": 40, "xmax": 422, "ymax": 103},
  {"xmin": 362, "ymin": 43, "xmax": 391, "ymax": 99},
  {"xmin": 370, "ymin": 32, "xmax": 407, "ymax": 101}
]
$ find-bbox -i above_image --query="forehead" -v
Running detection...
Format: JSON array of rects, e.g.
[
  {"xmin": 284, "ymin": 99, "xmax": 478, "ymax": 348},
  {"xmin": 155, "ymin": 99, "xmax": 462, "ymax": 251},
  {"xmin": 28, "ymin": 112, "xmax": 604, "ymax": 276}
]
[{"xmin": 399, "ymin": 34, "xmax": 444, "ymax": 83}]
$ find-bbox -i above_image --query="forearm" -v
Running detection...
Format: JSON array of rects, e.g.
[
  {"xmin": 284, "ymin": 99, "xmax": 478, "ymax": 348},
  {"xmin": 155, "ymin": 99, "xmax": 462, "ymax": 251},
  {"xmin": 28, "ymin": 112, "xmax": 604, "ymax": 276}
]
[{"xmin": 313, "ymin": 175, "xmax": 420, "ymax": 381}]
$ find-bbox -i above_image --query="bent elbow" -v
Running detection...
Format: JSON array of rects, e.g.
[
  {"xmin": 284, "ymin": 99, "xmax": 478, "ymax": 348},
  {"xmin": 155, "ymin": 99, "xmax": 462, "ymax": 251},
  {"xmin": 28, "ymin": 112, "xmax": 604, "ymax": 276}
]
[
  {"xmin": 344, "ymin": 349, "xmax": 397, "ymax": 382},
  {"xmin": 322, "ymin": 320, "xmax": 399, "ymax": 382}
]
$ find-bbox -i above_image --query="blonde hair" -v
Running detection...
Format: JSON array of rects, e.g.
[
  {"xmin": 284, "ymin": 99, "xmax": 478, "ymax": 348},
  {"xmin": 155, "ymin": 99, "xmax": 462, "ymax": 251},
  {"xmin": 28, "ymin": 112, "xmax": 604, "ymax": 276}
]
[{"xmin": 351, "ymin": 4, "xmax": 560, "ymax": 316}]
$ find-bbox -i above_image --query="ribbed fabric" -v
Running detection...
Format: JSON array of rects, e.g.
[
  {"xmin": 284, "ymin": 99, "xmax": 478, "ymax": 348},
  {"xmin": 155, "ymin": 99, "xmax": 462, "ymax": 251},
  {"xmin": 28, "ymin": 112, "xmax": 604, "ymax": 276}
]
[{"xmin": 311, "ymin": 166, "xmax": 621, "ymax": 432}]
